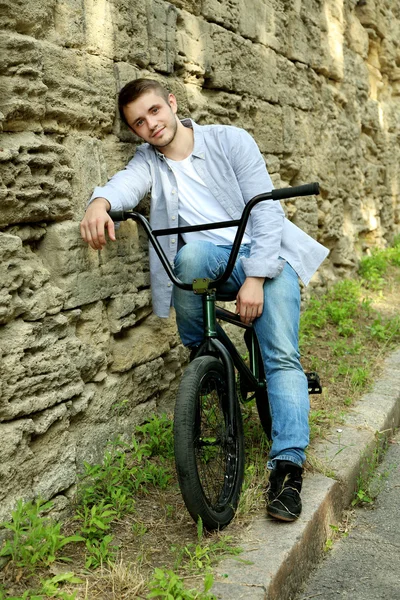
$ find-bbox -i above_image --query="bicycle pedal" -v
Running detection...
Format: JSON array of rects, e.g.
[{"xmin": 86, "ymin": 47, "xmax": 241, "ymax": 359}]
[{"xmin": 306, "ymin": 371, "xmax": 322, "ymax": 394}]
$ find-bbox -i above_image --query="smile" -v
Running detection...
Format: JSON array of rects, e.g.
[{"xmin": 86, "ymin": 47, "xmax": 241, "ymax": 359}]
[{"xmin": 152, "ymin": 127, "xmax": 165, "ymax": 138}]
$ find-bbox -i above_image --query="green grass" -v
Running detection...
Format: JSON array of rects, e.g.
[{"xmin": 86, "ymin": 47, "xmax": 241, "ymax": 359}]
[{"xmin": 358, "ymin": 236, "xmax": 400, "ymax": 289}]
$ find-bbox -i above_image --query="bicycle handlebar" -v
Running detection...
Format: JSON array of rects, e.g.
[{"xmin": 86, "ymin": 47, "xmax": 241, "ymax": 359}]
[
  {"xmin": 108, "ymin": 182, "xmax": 320, "ymax": 291},
  {"xmin": 270, "ymin": 182, "xmax": 320, "ymax": 201}
]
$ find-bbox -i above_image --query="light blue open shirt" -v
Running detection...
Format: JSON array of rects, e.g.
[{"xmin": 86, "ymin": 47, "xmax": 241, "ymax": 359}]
[{"xmin": 90, "ymin": 119, "xmax": 329, "ymax": 317}]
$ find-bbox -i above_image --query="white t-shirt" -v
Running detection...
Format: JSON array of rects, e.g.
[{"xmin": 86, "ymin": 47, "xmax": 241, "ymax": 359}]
[{"xmin": 165, "ymin": 154, "xmax": 251, "ymax": 245}]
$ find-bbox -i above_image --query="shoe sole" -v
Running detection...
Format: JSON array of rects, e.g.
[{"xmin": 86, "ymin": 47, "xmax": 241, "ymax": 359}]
[{"xmin": 267, "ymin": 506, "xmax": 300, "ymax": 522}]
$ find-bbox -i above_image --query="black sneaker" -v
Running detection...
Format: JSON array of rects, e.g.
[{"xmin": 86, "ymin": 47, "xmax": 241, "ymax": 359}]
[{"xmin": 265, "ymin": 460, "xmax": 303, "ymax": 522}]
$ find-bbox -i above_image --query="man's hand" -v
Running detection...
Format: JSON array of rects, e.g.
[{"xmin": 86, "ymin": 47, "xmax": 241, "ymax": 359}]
[
  {"xmin": 236, "ymin": 277, "xmax": 265, "ymax": 324},
  {"xmin": 80, "ymin": 197, "xmax": 115, "ymax": 250}
]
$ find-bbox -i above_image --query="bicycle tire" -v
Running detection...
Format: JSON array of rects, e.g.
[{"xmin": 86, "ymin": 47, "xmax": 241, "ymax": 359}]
[{"xmin": 174, "ymin": 356, "xmax": 244, "ymax": 530}]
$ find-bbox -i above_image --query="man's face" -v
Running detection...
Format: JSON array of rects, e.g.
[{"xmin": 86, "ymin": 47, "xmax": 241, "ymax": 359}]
[{"xmin": 123, "ymin": 91, "xmax": 178, "ymax": 149}]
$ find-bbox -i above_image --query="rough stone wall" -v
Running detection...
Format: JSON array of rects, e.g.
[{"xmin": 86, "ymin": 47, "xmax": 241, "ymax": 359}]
[{"xmin": 0, "ymin": 0, "xmax": 399, "ymax": 520}]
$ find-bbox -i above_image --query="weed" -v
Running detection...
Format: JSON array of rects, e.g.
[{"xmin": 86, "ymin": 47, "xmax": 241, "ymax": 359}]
[
  {"xmin": 75, "ymin": 502, "xmax": 116, "ymax": 540},
  {"xmin": 135, "ymin": 413, "xmax": 174, "ymax": 459},
  {"xmin": 352, "ymin": 432, "xmax": 390, "ymax": 506},
  {"xmin": 131, "ymin": 521, "xmax": 148, "ymax": 537},
  {"xmin": 300, "ymin": 279, "xmax": 362, "ymax": 345},
  {"xmin": 358, "ymin": 238, "xmax": 400, "ymax": 288},
  {"xmin": 368, "ymin": 315, "xmax": 400, "ymax": 344},
  {"xmin": 79, "ymin": 434, "xmax": 172, "ymax": 516},
  {"xmin": 309, "ymin": 409, "xmax": 342, "ymax": 441},
  {"xmin": 0, "ymin": 500, "xmax": 83, "ymax": 571},
  {"xmin": 350, "ymin": 366, "xmax": 370, "ymax": 389},
  {"xmin": 147, "ymin": 568, "xmax": 215, "ymax": 600},
  {"xmin": 172, "ymin": 535, "xmax": 242, "ymax": 573},
  {"xmin": 324, "ymin": 524, "xmax": 349, "ymax": 552},
  {"xmin": 84, "ymin": 534, "xmax": 117, "ymax": 569},
  {"xmin": 38, "ymin": 572, "xmax": 82, "ymax": 598}
]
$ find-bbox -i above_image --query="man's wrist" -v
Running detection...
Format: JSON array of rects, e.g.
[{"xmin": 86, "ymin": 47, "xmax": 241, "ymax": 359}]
[
  {"xmin": 245, "ymin": 276, "xmax": 265, "ymax": 285},
  {"xmin": 91, "ymin": 197, "xmax": 111, "ymax": 211}
]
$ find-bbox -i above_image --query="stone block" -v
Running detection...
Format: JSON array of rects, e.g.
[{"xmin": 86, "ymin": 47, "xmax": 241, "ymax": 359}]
[
  {"xmin": 355, "ymin": 0, "xmax": 387, "ymax": 39},
  {"xmin": 0, "ymin": 233, "xmax": 64, "ymax": 324},
  {"xmin": 238, "ymin": 0, "xmax": 280, "ymax": 48},
  {"xmin": 234, "ymin": 98, "xmax": 284, "ymax": 154},
  {"xmin": 0, "ymin": 312, "xmax": 104, "ymax": 421},
  {"xmin": 346, "ymin": 13, "xmax": 369, "ymax": 59},
  {"xmin": 0, "ymin": 419, "xmax": 77, "ymax": 523},
  {"xmin": 111, "ymin": 313, "xmax": 179, "ymax": 372},
  {"xmin": 52, "ymin": 0, "xmax": 150, "ymax": 67},
  {"xmin": 186, "ymin": 84, "xmax": 243, "ymax": 124},
  {"xmin": 0, "ymin": 33, "xmax": 48, "ymax": 132},
  {"xmin": 0, "ymin": 32, "xmax": 116, "ymax": 134},
  {"xmin": 276, "ymin": 56, "xmax": 315, "ymax": 111},
  {"xmin": 37, "ymin": 220, "xmax": 149, "ymax": 309},
  {"xmin": 0, "ymin": 0, "xmax": 56, "ymax": 39},
  {"xmin": 0, "ymin": 132, "xmax": 73, "ymax": 225},
  {"xmin": 147, "ymin": 0, "xmax": 178, "ymax": 73},
  {"xmin": 205, "ymin": 26, "xmax": 234, "ymax": 90},
  {"xmin": 283, "ymin": 1, "xmax": 316, "ymax": 66},
  {"xmin": 206, "ymin": 26, "xmax": 278, "ymax": 102},
  {"xmin": 175, "ymin": 10, "xmax": 214, "ymax": 79},
  {"xmin": 231, "ymin": 38, "xmax": 278, "ymax": 102},
  {"xmin": 62, "ymin": 135, "xmax": 109, "ymax": 214},
  {"xmin": 40, "ymin": 43, "xmax": 115, "ymax": 134},
  {"xmin": 201, "ymin": 0, "xmax": 240, "ymax": 32},
  {"xmin": 168, "ymin": 0, "xmax": 201, "ymax": 15},
  {"xmin": 107, "ymin": 289, "xmax": 152, "ymax": 333}
]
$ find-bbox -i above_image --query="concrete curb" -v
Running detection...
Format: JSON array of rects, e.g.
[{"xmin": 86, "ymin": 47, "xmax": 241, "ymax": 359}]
[{"xmin": 212, "ymin": 347, "xmax": 400, "ymax": 600}]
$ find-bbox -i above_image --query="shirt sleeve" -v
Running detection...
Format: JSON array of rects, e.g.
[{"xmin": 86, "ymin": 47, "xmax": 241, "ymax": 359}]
[
  {"xmin": 230, "ymin": 128, "xmax": 285, "ymax": 279},
  {"xmin": 88, "ymin": 148, "xmax": 152, "ymax": 211}
]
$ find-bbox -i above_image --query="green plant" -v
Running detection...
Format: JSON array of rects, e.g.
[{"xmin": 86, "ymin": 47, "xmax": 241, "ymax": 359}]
[
  {"xmin": 350, "ymin": 366, "xmax": 370, "ymax": 389},
  {"xmin": 358, "ymin": 238, "xmax": 400, "ymax": 288},
  {"xmin": 352, "ymin": 433, "xmax": 389, "ymax": 507},
  {"xmin": 147, "ymin": 568, "xmax": 216, "ymax": 600},
  {"xmin": 75, "ymin": 502, "xmax": 116, "ymax": 540},
  {"xmin": 74, "ymin": 501, "xmax": 118, "ymax": 568},
  {"xmin": 79, "ymin": 433, "xmax": 172, "ymax": 517},
  {"xmin": 84, "ymin": 534, "xmax": 117, "ymax": 569},
  {"xmin": 324, "ymin": 524, "xmax": 348, "ymax": 552},
  {"xmin": 135, "ymin": 413, "xmax": 174, "ymax": 459},
  {"xmin": 0, "ymin": 500, "xmax": 83, "ymax": 571},
  {"xmin": 131, "ymin": 520, "xmax": 148, "ymax": 537},
  {"xmin": 39, "ymin": 572, "xmax": 82, "ymax": 598},
  {"xmin": 351, "ymin": 488, "xmax": 374, "ymax": 506},
  {"xmin": 172, "ymin": 535, "xmax": 242, "ymax": 573},
  {"xmin": 368, "ymin": 315, "xmax": 400, "ymax": 343}
]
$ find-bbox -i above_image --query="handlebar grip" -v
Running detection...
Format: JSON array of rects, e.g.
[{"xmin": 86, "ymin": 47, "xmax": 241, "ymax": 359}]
[
  {"xmin": 108, "ymin": 210, "xmax": 127, "ymax": 221},
  {"xmin": 271, "ymin": 182, "xmax": 320, "ymax": 201}
]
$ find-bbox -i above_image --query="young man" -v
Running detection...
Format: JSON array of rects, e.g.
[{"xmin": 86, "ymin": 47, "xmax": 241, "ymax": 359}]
[{"xmin": 80, "ymin": 79, "xmax": 329, "ymax": 522}]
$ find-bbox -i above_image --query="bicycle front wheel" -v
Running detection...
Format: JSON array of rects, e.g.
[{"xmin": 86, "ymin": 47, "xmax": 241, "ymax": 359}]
[{"xmin": 174, "ymin": 356, "xmax": 244, "ymax": 530}]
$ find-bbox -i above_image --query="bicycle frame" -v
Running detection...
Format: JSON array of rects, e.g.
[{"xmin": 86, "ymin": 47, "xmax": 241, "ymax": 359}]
[{"xmin": 109, "ymin": 182, "xmax": 321, "ymax": 434}]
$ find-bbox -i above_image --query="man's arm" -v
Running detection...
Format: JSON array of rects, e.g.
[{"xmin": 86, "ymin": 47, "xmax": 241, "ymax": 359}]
[
  {"xmin": 80, "ymin": 149, "xmax": 152, "ymax": 249},
  {"xmin": 80, "ymin": 197, "xmax": 115, "ymax": 250},
  {"xmin": 228, "ymin": 128, "xmax": 285, "ymax": 322}
]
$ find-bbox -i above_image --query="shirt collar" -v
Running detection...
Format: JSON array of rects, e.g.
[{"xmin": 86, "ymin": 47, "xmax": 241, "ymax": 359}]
[{"xmin": 153, "ymin": 118, "xmax": 206, "ymax": 161}]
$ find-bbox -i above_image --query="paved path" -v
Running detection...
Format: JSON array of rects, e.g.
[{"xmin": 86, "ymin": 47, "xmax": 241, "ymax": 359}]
[{"xmin": 297, "ymin": 429, "xmax": 400, "ymax": 600}]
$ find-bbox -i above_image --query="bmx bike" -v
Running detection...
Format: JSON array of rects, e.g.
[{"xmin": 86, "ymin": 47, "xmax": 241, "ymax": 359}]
[{"xmin": 109, "ymin": 182, "xmax": 322, "ymax": 531}]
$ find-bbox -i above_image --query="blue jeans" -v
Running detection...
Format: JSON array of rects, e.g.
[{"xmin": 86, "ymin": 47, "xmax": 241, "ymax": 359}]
[{"xmin": 173, "ymin": 240, "xmax": 309, "ymax": 469}]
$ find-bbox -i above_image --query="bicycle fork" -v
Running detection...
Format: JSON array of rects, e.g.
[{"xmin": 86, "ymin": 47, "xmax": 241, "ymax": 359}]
[{"xmin": 198, "ymin": 288, "xmax": 238, "ymax": 437}]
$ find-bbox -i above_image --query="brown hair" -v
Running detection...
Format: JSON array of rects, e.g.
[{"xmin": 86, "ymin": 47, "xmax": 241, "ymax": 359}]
[{"xmin": 118, "ymin": 79, "xmax": 171, "ymax": 126}]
